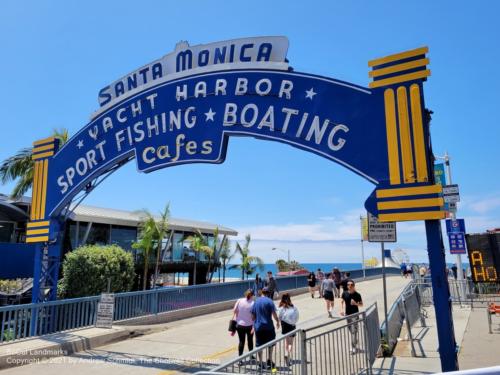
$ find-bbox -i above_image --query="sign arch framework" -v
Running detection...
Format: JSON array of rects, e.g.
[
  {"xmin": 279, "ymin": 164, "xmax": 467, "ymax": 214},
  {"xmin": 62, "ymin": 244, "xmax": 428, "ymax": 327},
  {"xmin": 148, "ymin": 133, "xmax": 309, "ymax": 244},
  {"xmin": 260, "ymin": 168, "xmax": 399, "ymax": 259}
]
[{"xmin": 26, "ymin": 38, "xmax": 457, "ymax": 371}]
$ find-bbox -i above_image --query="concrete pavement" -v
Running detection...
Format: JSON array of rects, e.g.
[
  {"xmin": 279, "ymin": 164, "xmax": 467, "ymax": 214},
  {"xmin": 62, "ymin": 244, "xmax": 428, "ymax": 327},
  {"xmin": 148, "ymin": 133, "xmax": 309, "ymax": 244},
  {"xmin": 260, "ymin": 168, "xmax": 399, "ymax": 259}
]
[{"xmin": 0, "ymin": 275, "xmax": 410, "ymax": 374}]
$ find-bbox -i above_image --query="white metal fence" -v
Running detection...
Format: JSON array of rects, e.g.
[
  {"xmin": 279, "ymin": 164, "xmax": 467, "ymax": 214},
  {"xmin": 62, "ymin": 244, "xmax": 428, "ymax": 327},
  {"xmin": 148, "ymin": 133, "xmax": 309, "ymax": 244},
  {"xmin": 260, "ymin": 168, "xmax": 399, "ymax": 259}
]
[{"xmin": 198, "ymin": 303, "xmax": 379, "ymax": 375}]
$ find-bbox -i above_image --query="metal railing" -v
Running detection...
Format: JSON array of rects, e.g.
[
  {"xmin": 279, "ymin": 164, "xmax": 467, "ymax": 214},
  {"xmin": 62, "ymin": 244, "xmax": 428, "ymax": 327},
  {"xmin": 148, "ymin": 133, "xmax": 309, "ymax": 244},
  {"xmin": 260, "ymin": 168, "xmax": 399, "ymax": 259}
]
[
  {"xmin": 0, "ymin": 267, "xmax": 400, "ymax": 345},
  {"xmin": 380, "ymin": 282, "xmax": 423, "ymax": 356},
  {"xmin": 200, "ymin": 303, "xmax": 379, "ymax": 375},
  {"xmin": 0, "ymin": 275, "xmax": 307, "ymax": 344},
  {"xmin": 415, "ymin": 279, "xmax": 500, "ymax": 308}
]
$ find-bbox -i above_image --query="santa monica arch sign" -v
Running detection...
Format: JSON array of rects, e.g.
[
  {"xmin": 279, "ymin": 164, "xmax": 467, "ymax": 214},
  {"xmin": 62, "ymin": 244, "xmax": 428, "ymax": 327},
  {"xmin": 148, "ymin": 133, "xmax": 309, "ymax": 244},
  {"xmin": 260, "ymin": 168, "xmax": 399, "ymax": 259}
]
[{"xmin": 26, "ymin": 36, "xmax": 457, "ymax": 370}]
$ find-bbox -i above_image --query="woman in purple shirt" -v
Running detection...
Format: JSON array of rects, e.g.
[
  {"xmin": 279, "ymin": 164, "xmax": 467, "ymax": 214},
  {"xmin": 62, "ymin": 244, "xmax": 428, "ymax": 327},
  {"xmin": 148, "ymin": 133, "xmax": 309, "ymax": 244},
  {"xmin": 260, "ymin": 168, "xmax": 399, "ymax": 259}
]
[{"xmin": 232, "ymin": 289, "xmax": 255, "ymax": 356}]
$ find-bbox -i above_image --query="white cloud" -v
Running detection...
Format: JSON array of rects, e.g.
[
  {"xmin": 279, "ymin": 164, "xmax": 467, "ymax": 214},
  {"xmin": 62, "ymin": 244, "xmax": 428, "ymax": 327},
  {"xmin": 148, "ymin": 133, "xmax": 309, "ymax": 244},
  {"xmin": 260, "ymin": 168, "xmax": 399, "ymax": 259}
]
[
  {"xmin": 465, "ymin": 195, "xmax": 500, "ymax": 214},
  {"xmin": 236, "ymin": 210, "xmax": 363, "ymax": 242}
]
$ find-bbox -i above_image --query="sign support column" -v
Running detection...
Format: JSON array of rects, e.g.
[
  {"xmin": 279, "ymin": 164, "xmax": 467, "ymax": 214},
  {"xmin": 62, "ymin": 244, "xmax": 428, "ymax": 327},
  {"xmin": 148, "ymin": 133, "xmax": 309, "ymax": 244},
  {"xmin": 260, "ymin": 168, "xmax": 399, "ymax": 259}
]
[
  {"xmin": 425, "ymin": 219, "xmax": 458, "ymax": 372},
  {"xmin": 444, "ymin": 152, "xmax": 464, "ymax": 282},
  {"xmin": 381, "ymin": 241, "xmax": 388, "ymax": 333}
]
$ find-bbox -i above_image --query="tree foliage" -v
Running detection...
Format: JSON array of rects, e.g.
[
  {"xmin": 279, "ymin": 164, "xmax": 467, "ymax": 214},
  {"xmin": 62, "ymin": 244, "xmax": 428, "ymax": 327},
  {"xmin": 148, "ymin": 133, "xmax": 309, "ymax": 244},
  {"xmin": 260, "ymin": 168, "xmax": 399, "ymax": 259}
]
[
  {"xmin": 58, "ymin": 244, "xmax": 135, "ymax": 298},
  {"xmin": 0, "ymin": 129, "xmax": 69, "ymax": 198},
  {"xmin": 133, "ymin": 205, "xmax": 170, "ymax": 290},
  {"xmin": 232, "ymin": 234, "xmax": 264, "ymax": 280}
]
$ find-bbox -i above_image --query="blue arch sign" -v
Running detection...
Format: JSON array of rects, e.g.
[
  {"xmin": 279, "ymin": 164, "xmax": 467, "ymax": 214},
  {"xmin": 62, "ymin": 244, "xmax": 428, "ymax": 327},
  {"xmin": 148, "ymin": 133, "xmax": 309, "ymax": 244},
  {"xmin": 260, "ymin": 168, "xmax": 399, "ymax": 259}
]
[
  {"xmin": 26, "ymin": 36, "xmax": 457, "ymax": 371},
  {"xmin": 29, "ymin": 36, "xmax": 443, "ymax": 240}
]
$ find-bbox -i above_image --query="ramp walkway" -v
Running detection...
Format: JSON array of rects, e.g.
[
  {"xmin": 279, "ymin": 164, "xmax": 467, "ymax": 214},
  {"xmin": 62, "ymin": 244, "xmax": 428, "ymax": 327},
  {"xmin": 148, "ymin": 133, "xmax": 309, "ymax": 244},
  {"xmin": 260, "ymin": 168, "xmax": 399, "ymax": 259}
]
[{"xmin": 0, "ymin": 275, "xmax": 410, "ymax": 374}]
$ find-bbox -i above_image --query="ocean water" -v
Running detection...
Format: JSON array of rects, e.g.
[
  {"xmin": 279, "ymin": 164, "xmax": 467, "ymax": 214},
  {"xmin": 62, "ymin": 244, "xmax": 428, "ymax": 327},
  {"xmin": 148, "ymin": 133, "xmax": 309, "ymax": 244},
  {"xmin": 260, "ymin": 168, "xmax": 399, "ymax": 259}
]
[
  {"xmin": 217, "ymin": 262, "xmax": 468, "ymax": 279},
  {"xmin": 221, "ymin": 263, "xmax": 363, "ymax": 279}
]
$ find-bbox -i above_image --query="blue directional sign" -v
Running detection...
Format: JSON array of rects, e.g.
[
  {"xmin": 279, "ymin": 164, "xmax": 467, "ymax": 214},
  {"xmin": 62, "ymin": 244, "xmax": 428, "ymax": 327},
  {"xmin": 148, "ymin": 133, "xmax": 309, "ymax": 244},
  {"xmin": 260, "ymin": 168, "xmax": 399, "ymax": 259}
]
[
  {"xmin": 448, "ymin": 232, "xmax": 467, "ymax": 254},
  {"xmin": 446, "ymin": 218, "xmax": 466, "ymax": 234},
  {"xmin": 446, "ymin": 218, "xmax": 467, "ymax": 255}
]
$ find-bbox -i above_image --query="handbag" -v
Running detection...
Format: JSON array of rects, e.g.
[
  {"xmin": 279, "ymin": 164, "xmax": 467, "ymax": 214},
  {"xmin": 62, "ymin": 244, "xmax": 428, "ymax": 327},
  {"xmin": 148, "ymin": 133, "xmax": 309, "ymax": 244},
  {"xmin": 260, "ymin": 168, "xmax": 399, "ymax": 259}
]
[{"xmin": 228, "ymin": 319, "xmax": 237, "ymax": 333}]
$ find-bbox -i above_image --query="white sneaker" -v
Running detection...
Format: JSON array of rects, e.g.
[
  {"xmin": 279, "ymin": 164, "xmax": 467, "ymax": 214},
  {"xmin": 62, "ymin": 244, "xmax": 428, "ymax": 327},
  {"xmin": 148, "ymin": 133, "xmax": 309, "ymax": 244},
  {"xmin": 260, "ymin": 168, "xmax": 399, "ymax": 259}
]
[{"xmin": 350, "ymin": 348, "xmax": 357, "ymax": 354}]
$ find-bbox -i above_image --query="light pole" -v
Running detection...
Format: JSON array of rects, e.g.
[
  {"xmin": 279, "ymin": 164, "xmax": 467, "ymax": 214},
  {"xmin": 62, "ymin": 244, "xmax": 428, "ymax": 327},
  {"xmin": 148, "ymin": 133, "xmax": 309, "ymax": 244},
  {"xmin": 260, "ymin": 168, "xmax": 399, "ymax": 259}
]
[{"xmin": 272, "ymin": 247, "xmax": 291, "ymax": 275}]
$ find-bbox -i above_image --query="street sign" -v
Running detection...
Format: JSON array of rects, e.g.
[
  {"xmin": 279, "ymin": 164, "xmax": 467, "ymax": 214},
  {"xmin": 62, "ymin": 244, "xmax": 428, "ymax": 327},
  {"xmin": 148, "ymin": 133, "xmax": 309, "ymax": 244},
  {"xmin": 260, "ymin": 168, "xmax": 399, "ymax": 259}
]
[
  {"xmin": 443, "ymin": 184, "xmax": 460, "ymax": 203},
  {"xmin": 448, "ymin": 232, "xmax": 466, "ymax": 254},
  {"xmin": 96, "ymin": 293, "xmax": 115, "ymax": 328},
  {"xmin": 367, "ymin": 213, "xmax": 397, "ymax": 242},
  {"xmin": 434, "ymin": 163, "xmax": 446, "ymax": 186},
  {"xmin": 443, "ymin": 184, "xmax": 459, "ymax": 195},
  {"xmin": 446, "ymin": 218, "xmax": 466, "ymax": 234}
]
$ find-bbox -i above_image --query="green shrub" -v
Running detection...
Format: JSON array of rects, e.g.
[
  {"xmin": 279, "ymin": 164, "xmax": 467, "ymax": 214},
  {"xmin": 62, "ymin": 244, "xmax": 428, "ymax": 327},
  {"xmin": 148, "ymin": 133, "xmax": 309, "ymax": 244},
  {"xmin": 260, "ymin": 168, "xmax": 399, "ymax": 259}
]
[{"xmin": 58, "ymin": 244, "xmax": 135, "ymax": 298}]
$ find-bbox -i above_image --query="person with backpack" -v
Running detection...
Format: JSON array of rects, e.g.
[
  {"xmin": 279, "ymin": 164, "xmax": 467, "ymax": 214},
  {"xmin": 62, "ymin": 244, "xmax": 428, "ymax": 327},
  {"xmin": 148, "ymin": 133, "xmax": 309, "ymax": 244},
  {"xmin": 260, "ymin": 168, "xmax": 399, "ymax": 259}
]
[{"xmin": 278, "ymin": 293, "xmax": 299, "ymax": 367}]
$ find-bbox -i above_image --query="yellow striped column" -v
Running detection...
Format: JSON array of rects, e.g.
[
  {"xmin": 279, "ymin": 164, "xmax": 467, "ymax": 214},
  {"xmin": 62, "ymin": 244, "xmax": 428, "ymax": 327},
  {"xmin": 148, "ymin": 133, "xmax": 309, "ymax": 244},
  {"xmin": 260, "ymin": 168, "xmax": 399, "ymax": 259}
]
[
  {"xmin": 368, "ymin": 47, "xmax": 445, "ymax": 222},
  {"xmin": 369, "ymin": 46, "xmax": 430, "ymax": 185},
  {"xmin": 26, "ymin": 136, "xmax": 57, "ymax": 243}
]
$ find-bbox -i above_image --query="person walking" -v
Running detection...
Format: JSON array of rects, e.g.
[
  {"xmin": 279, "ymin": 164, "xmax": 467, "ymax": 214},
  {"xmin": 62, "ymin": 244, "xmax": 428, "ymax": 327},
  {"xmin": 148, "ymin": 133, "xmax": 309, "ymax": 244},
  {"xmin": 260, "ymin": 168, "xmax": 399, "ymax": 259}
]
[
  {"xmin": 251, "ymin": 287, "xmax": 280, "ymax": 370},
  {"xmin": 265, "ymin": 271, "xmax": 279, "ymax": 300},
  {"xmin": 315, "ymin": 268, "xmax": 325, "ymax": 297},
  {"xmin": 341, "ymin": 280, "xmax": 363, "ymax": 354},
  {"xmin": 232, "ymin": 289, "xmax": 255, "ymax": 359},
  {"xmin": 278, "ymin": 293, "xmax": 299, "ymax": 367},
  {"xmin": 341, "ymin": 271, "xmax": 352, "ymax": 292},
  {"xmin": 307, "ymin": 270, "xmax": 316, "ymax": 298},
  {"xmin": 320, "ymin": 273, "xmax": 335, "ymax": 318},
  {"xmin": 332, "ymin": 268, "xmax": 342, "ymax": 298},
  {"xmin": 253, "ymin": 273, "xmax": 265, "ymax": 296}
]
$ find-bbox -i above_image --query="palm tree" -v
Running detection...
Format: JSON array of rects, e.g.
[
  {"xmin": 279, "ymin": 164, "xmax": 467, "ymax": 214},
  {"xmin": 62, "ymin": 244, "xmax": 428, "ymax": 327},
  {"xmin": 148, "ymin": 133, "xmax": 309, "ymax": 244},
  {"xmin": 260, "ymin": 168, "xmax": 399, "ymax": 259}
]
[
  {"xmin": 0, "ymin": 129, "xmax": 69, "ymax": 198},
  {"xmin": 135, "ymin": 205, "xmax": 170, "ymax": 289},
  {"xmin": 218, "ymin": 237, "xmax": 234, "ymax": 282},
  {"xmin": 232, "ymin": 234, "xmax": 264, "ymax": 280},
  {"xmin": 276, "ymin": 259, "xmax": 288, "ymax": 272},
  {"xmin": 132, "ymin": 215, "xmax": 156, "ymax": 290},
  {"xmin": 184, "ymin": 230, "xmax": 212, "ymax": 285},
  {"xmin": 152, "ymin": 205, "xmax": 170, "ymax": 287}
]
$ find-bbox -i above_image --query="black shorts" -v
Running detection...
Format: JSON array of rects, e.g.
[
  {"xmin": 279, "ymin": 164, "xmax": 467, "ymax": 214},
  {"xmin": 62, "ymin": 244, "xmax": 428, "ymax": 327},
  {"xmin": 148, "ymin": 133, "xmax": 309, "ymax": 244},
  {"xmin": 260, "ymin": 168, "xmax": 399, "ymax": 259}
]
[
  {"xmin": 323, "ymin": 290, "xmax": 334, "ymax": 301},
  {"xmin": 281, "ymin": 321, "xmax": 296, "ymax": 336},
  {"xmin": 255, "ymin": 328, "xmax": 276, "ymax": 346},
  {"xmin": 308, "ymin": 281, "xmax": 316, "ymax": 287}
]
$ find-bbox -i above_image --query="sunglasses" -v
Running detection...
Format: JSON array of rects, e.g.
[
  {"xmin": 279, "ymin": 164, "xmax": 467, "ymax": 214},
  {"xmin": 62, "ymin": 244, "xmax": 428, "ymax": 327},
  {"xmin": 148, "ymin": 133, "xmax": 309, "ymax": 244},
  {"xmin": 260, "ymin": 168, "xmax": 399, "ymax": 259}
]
[{"xmin": 347, "ymin": 283, "xmax": 354, "ymax": 286}]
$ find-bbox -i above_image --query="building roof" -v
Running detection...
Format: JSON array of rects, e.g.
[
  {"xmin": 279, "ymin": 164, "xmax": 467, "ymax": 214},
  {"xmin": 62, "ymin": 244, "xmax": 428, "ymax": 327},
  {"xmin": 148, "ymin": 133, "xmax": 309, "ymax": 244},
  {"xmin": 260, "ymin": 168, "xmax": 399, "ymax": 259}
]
[
  {"xmin": 0, "ymin": 194, "xmax": 238, "ymax": 236},
  {"xmin": 69, "ymin": 204, "xmax": 238, "ymax": 236}
]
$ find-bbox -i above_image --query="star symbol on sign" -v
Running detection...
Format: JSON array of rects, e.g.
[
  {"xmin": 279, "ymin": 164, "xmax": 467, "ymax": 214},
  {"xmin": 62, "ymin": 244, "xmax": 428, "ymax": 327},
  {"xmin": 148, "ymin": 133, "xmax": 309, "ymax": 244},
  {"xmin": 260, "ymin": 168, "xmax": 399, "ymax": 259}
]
[
  {"xmin": 204, "ymin": 108, "xmax": 216, "ymax": 122},
  {"xmin": 305, "ymin": 88, "xmax": 317, "ymax": 100},
  {"xmin": 77, "ymin": 140, "xmax": 84, "ymax": 149}
]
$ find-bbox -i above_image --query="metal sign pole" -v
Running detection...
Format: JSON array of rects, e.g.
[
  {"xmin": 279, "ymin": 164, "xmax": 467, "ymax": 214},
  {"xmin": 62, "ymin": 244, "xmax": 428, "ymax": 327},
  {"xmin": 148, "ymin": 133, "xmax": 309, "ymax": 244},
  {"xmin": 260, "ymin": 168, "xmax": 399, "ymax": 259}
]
[
  {"xmin": 425, "ymin": 219, "xmax": 459, "ymax": 372},
  {"xmin": 444, "ymin": 152, "xmax": 465, "ymax": 290},
  {"xmin": 361, "ymin": 239, "xmax": 366, "ymax": 279},
  {"xmin": 381, "ymin": 241, "xmax": 388, "ymax": 334}
]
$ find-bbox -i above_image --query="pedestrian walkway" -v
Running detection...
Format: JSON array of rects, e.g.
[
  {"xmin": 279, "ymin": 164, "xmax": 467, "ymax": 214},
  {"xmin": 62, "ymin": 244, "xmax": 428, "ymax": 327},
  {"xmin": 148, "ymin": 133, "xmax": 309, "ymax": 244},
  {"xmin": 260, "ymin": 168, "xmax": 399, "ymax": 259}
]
[
  {"xmin": 373, "ymin": 305, "xmax": 474, "ymax": 375},
  {"xmin": 459, "ymin": 307, "xmax": 500, "ymax": 370},
  {"xmin": 0, "ymin": 275, "xmax": 410, "ymax": 374}
]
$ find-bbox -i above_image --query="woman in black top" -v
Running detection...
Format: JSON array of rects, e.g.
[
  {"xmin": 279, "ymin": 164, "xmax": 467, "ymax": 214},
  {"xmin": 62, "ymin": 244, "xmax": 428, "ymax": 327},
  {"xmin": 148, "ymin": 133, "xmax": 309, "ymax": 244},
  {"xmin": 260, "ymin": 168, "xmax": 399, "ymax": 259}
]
[{"xmin": 307, "ymin": 271, "xmax": 316, "ymax": 298}]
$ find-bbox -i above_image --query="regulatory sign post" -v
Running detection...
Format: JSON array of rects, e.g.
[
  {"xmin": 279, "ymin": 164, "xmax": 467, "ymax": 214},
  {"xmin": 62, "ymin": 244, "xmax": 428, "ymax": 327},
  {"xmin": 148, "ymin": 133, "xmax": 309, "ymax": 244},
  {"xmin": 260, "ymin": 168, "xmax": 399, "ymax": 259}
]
[
  {"xmin": 367, "ymin": 212, "xmax": 396, "ymax": 338},
  {"xmin": 96, "ymin": 293, "xmax": 115, "ymax": 329}
]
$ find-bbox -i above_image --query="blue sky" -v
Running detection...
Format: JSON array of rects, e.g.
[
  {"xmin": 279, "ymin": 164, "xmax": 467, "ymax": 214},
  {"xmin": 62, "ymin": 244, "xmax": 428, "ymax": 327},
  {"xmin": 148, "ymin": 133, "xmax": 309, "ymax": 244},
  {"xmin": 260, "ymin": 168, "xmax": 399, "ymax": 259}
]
[{"xmin": 1, "ymin": 1, "xmax": 499, "ymax": 264}]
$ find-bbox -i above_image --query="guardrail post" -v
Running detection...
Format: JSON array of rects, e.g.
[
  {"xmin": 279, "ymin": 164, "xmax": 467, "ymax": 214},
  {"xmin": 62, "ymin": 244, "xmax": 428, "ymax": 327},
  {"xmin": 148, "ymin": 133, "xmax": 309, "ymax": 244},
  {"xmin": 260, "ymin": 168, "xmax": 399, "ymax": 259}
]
[
  {"xmin": 29, "ymin": 305, "xmax": 39, "ymax": 337},
  {"xmin": 402, "ymin": 297, "xmax": 417, "ymax": 357},
  {"xmin": 362, "ymin": 311, "xmax": 372, "ymax": 374},
  {"xmin": 298, "ymin": 329, "xmax": 307, "ymax": 375},
  {"xmin": 152, "ymin": 290, "xmax": 158, "ymax": 315},
  {"xmin": 487, "ymin": 308, "xmax": 492, "ymax": 334}
]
